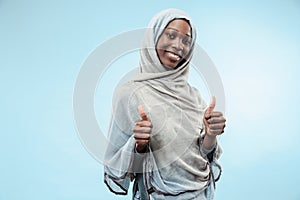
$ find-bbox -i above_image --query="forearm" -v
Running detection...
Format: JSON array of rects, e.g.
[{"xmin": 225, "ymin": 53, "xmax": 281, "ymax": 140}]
[{"xmin": 203, "ymin": 134, "xmax": 217, "ymax": 151}]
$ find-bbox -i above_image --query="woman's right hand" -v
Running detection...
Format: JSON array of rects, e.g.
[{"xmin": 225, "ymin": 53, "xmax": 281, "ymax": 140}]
[{"xmin": 133, "ymin": 105, "xmax": 152, "ymax": 153}]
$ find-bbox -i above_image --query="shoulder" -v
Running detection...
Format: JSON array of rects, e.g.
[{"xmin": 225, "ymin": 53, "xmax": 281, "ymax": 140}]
[
  {"xmin": 112, "ymin": 81, "xmax": 144, "ymax": 105},
  {"xmin": 112, "ymin": 81, "xmax": 145, "ymax": 120},
  {"xmin": 188, "ymin": 84, "xmax": 207, "ymax": 109}
]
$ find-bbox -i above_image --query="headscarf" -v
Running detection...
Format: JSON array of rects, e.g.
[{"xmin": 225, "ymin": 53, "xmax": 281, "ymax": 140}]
[
  {"xmin": 104, "ymin": 8, "xmax": 221, "ymax": 197},
  {"xmin": 135, "ymin": 8, "xmax": 196, "ymax": 77}
]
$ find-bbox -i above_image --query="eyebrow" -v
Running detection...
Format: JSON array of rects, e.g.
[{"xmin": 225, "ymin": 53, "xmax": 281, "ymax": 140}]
[{"xmin": 166, "ymin": 28, "xmax": 191, "ymax": 37}]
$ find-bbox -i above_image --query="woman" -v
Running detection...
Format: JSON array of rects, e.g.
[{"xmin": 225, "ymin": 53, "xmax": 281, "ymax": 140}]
[{"xmin": 104, "ymin": 8, "xmax": 226, "ymax": 200}]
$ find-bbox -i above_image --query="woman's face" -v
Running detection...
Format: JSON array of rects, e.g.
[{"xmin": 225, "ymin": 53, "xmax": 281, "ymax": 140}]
[{"xmin": 156, "ymin": 19, "xmax": 192, "ymax": 69}]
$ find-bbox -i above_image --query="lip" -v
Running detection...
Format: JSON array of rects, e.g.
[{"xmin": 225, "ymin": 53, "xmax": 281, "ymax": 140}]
[
  {"xmin": 165, "ymin": 50, "xmax": 182, "ymax": 62},
  {"xmin": 165, "ymin": 50, "xmax": 182, "ymax": 58}
]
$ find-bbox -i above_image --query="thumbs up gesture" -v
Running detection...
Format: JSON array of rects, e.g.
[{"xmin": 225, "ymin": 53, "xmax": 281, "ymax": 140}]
[
  {"xmin": 133, "ymin": 105, "xmax": 152, "ymax": 153},
  {"xmin": 203, "ymin": 96, "xmax": 226, "ymax": 137}
]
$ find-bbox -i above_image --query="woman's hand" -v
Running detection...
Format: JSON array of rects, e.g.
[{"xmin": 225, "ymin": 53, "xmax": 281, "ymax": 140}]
[
  {"xmin": 133, "ymin": 105, "xmax": 152, "ymax": 153},
  {"xmin": 203, "ymin": 96, "xmax": 226, "ymax": 149}
]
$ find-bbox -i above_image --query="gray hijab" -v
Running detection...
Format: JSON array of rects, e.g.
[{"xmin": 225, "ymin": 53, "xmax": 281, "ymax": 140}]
[
  {"xmin": 104, "ymin": 8, "xmax": 221, "ymax": 197},
  {"xmin": 134, "ymin": 8, "xmax": 196, "ymax": 83}
]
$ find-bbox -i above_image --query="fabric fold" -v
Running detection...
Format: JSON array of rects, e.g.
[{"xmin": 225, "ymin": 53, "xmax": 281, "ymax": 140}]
[{"xmin": 103, "ymin": 8, "xmax": 223, "ymax": 199}]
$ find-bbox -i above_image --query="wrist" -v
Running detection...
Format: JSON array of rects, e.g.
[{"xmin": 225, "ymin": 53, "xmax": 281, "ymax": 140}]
[
  {"xmin": 205, "ymin": 132, "xmax": 217, "ymax": 139},
  {"xmin": 135, "ymin": 144, "xmax": 147, "ymax": 153},
  {"xmin": 203, "ymin": 133, "xmax": 217, "ymax": 150}
]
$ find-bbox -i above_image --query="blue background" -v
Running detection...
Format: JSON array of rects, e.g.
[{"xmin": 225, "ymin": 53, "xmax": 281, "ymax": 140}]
[{"xmin": 1, "ymin": 0, "xmax": 300, "ymax": 199}]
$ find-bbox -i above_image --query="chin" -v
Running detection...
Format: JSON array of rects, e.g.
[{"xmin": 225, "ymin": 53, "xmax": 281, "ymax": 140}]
[
  {"xmin": 164, "ymin": 59, "xmax": 186, "ymax": 69},
  {"xmin": 163, "ymin": 60, "xmax": 180, "ymax": 69},
  {"xmin": 160, "ymin": 57, "xmax": 186, "ymax": 69},
  {"xmin": 164, "ymin": 63, "xmax": 177, "ymax": 69}
]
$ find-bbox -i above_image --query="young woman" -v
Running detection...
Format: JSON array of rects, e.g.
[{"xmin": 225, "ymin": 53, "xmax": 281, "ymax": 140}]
[{"xmin": 104, "ymin": 8, "xmax": 226, "ymax": 200}]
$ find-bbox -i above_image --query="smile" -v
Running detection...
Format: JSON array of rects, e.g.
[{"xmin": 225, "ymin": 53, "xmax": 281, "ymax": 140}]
[{"xmin": 165, "ymin": 51, "xmax": 182, "ymax": 61}]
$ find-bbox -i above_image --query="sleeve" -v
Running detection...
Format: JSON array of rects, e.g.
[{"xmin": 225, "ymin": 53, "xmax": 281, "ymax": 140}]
[
  {"xmin": 199, "ymin": 129, "xmax": 223, "ymax": 183},
  {"xmin": 103, "ymin": 83, "xmax": 141, "ymax": 195},
  {"xmin": 199, "ymin": 128, "xmax": 222, "ymax": 161},
  {"xmin": 192, "ymin": 86, "xmax": 223, "ymax": 182}
]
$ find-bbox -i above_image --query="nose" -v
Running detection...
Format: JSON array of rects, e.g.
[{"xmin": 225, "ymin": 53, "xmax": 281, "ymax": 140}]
[{"xmin": 172, "ymin": 38, "xmax": 183, "ymax": 51}]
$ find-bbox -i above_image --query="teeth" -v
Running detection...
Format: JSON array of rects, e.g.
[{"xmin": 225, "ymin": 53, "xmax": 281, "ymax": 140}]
[{"xmin": 167, "ymin": 52, "xmax": 180, "ymax": 61}]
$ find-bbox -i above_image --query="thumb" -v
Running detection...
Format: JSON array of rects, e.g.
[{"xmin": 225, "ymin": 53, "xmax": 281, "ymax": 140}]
[
  {"xmin": 205, "ymin": 96, "xmax": 216, "ymax": 117},
  {"xmin": 138, "ymin": 105, "xmax": 148, "ymax": 121}
]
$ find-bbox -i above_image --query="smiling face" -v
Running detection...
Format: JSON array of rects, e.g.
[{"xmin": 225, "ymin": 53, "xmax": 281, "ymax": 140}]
[{"xmin": 156, "ymin": 19, "xmax": 192, "ymax": 69}]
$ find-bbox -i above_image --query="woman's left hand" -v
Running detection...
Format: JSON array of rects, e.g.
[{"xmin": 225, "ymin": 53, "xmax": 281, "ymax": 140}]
[{"xmin": 203, "ymin": 96, "xmax": 226, "ymax": 137}]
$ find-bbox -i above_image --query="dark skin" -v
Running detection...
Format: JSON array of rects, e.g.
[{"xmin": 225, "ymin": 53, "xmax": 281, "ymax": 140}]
[
  {"xmin": 133, "ymin": 105, "xmax": 152, "ymax": 153},
  {"xmin": 156, "ymin": 19, "xmax": 192, "ymax": 69},
  {"xmin": 134, "ymin": 20, "xmax": 226, "ymax": 153},
  {"xmin": 203, "ymin": 96, "xmax": 226, "ymax": 150}
]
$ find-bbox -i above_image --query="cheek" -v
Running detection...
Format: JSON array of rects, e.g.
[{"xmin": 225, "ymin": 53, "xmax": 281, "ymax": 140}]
[
  {"xmin": 156, "ymin": 38, "xmax": 168, "ymax": 60},
  {"xmin": 183, "ymin": 46, "xmax": 191, "ymax": 57},
  {"xmin": 156, "ymin": 49, "xmax": 165, "ymax": 61},
  {"xmin": 156, "ymin": 37, "xmax": 169, "ymax": 50}
]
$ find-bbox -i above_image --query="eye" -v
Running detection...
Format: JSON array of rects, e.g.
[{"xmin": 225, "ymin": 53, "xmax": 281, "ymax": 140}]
[
  {"xmin": 182, "ymin": 37, "xmax": 191, "ymax": 46},
  {"xmin": 166, "ymin": 32, "xmax": 176, "ymax": 39}
]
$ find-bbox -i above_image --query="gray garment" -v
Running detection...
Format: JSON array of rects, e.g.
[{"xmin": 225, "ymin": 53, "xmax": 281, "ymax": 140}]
[
  {"xmin": 104, "ymin": 82, "xmax": 222, "ymax": 199},
  {"xmin": 103, "ymin": 8, "xmax": 223, "ymax": 200},
  {"xmin": 133, "ymin": 162, "xmax": 218, "ymax": 200},
  {"xmin": 131, "ymin": 124, "xmax": 220, "ymax": 200}
]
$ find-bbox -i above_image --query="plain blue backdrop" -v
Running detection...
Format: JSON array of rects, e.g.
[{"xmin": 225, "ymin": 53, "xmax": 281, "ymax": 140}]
[{"xmin": 1, "ymin": 0, "xmax": 300, "ymax": 199}]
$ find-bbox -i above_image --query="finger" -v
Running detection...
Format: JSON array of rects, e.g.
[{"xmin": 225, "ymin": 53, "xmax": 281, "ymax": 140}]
[
  {"xmin": 133, "ymin": 126, "xmax": 152, "ymax": 133},
  {"xmin": 209, "ymin": 129, "xmax": 223, "ymax": 135},
  {"xmin": 138, "ymin": 105, "xmax": 148, "ymax": 121},
  {"xmin": 134, "ymin": 137, "xmax": 150, "ymax": 141},
  {"xmin": 205, "ymin": 96, "xmax": 216, "ymax": 118},
  {"xmin": 208, "ymin": 117, "xmax": 226, "ymax": 124},
  {"xmin": 209, "ymin": 123, "xmax": 226, "ymax": 130},
  {"xmin": 208, "ymin": 96, "xmax": 216, "ymax": 113},
  {"xmin": 135, "ymin": 140, "xmax": 150, "ymax": 147},
  {"xmin": 209, "ymin": 112, "xmax": 223, "ymax": 117},
  {"xmin": 134, "ymin": 133, "xmax": 151, "ymax": 140},
  {"xmin": 136, "ymin": 121, "xmax": 152, "ymax": 127},
  {"xmin": 135, "ymin": 142, "xmax": 148, "ymax": 147},
  {"xmin": 205, "ymin": 112, "xmax": 223, "ymax": 120}
]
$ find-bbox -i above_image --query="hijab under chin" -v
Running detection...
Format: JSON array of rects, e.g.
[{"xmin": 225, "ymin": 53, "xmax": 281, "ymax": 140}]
[{"xmin": 133, "ymin": 8, "xmax": 197, "ymax": 83}]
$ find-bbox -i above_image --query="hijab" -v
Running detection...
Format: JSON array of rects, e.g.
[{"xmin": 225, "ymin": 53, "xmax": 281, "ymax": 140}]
[{"xmin": 104, "ymin": 8, "xmax": 221, "ymax": 197}]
